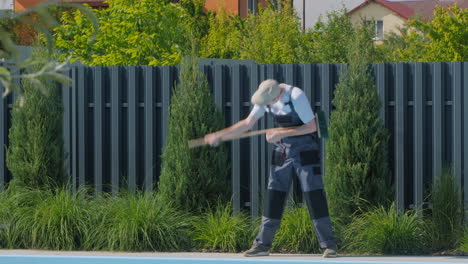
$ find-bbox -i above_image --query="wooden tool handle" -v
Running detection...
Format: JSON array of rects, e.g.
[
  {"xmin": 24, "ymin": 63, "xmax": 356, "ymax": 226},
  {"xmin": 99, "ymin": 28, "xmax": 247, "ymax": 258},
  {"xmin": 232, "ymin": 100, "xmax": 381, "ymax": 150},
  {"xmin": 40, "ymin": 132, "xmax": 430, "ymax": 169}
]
[{"xmin": 188, "ymin": 127, "xmax": 281, "ymax": 149}]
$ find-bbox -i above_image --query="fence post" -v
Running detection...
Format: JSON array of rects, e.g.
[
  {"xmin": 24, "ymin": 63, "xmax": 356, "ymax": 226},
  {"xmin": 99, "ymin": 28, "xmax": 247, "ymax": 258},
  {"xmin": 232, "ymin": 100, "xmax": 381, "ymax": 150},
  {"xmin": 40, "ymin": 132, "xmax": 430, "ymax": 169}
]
[
  {"xmin": 463, "ymin": 62, "xmax": 468, "ymax": 217},
  {"xmin": 250, "ymin": 63, "xmax": 260, "ymax": 217},
  {"xmin": 128, "ymin": 66, "xmax": 138, "ymax": 192},
  {"xmin": 0, "ymin": 83, "xmax": 6, "ymax": 188},
  {"xmin": 110, "ymin": 66, "xmax": 121, "ymax": 195},
  {"xmin": 232, "ymin": 64, "xmax": 241, "ymax": 214},
  {"xmin": 93, "ymin": 67, "xmax": 104, "ymax": 194},
  {"xmin": 395, "ymin": 63, "xmax": 406, "ymax": 213},
  {"xmin": 432, "ymin": 63, "xmax": 443, "ymax": 186},
  {"xmin": 414, "ymin": 63, "xmax": 424, "ymax": 212},
  {"xmin": 144, "ymin": 67, "xmax": 155, "ymax": 192},
  {"xmin": 452, "ymin": 62, "xmax": 462, "ymax": 193}
]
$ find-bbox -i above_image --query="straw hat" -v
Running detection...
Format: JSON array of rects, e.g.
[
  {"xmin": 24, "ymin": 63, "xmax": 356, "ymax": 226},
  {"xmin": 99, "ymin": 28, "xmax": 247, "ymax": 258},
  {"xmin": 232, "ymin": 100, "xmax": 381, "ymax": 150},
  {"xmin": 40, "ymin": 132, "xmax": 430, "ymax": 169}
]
[{"xmin": 251, "ymin": 79, "xmax": 281, "ymax": 105}]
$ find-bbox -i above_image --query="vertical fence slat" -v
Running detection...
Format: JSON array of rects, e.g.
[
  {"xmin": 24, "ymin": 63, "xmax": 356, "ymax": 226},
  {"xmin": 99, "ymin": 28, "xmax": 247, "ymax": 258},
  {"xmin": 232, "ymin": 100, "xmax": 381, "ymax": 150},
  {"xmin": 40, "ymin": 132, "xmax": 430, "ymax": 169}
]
[
  {"xmin": 395, "ymin": 63, "xmax": 406, "ymax": 212},
  {"xmin": 71, "ymin": 67, "xmax": 78, "ymax": 192},
  {"xmin": 250, "ymin": 63, "xmax": 260, "ymax": 217},
  {"xmin": 111, "ymin": 66, "xmax": 121, "ymax": 194},
  {"xmin": 161, "ymin": 67, "xmax": 171, "ymax": 149},
  {"xmin": 320, "ymin": 64, "xmax": 331, "ymax": 178},
  {"xmin": 303, "ymin": 64, "xmax": 313, "ymax": 105},
  {"xmin": 377, "ymin": 63, "xmax": 387, "ymax": 122},
  {"xmin": 260, "ymin": 65, "xmax": 267, "ymax": 206},
  {"xmin": 463, "ymin": 62, "xmax": 468, "ymax": 213},
  {"xmin": 414, "ymin": 63, "xmax": 424, "ymax": 211},
  {"xmin": 433, "ymin": 63, "xmax": 443, "ymax": 184},
  {"xmin": 62, "ymin": 71, "xmax": 72, "ymax": 187},
  {"xmin": 93, "ymin": 67, "xmax": 103, "ymax": 194},
  {"xmin": 0, "ymin": 82, "xmax": 6, "ymax": 187},
  {"xmin": 214, "ymin": 65, "xmax": 224, "ymax": 110},
  {"xmin": 452, "ymin": 62, "xmax": 462, "ymax": 189},
  {"xmin": 144, "ymin": 67, "xmax": 154, "ymax": 192},
  {"xmin": 232, "ymin": 64, "xmax": 241, "ymax": 214},
  {"xmin": 128, "ymin": 67, "xmax": 137, "ymax": 192},
  {"xmin": 78, "ymin": 67, "xmax": 86, "ymax": 188}
]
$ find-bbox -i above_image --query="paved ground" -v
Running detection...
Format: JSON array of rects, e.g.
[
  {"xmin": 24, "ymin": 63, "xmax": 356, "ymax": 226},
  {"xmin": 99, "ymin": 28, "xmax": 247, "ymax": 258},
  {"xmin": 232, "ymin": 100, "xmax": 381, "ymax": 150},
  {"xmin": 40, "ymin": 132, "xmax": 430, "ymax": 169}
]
[{"xmin": 0, "ymin": 250, "xmax": 467, "ymax": 263}]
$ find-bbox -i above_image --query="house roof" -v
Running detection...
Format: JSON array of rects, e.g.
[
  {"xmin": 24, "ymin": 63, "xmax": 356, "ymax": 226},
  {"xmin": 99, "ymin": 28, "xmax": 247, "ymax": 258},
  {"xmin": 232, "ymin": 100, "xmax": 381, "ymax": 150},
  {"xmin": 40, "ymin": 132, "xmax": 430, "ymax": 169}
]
[
  {"xmin": 61, "ymin": 0, "xmax": 108, "ymax": 7},
  {"xmin": 348, "ymin": 0, "xmax": 467, "ymax": 20}
]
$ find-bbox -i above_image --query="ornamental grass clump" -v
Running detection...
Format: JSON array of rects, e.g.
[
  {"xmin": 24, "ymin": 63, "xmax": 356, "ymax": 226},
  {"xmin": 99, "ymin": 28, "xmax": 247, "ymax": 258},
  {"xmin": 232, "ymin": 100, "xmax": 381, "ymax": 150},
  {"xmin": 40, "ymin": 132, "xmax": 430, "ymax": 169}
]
[
  {"xmin": 425, "ymin": 168, "xmax": 464, "ymax": 252},
  {"xmin": 272, "ymin": 204, "xmax": 321, "ymax": 253},
  {"xmin": 191, "ymin": 203, "xmax": 253, "ymax": 252},
  {"xmin": 344, "ymin": 203, "xmax": 426, "ymax": 255},
  {"xmin": 84, "ymin": 192, "xmax": 192, "ymax": 251}
]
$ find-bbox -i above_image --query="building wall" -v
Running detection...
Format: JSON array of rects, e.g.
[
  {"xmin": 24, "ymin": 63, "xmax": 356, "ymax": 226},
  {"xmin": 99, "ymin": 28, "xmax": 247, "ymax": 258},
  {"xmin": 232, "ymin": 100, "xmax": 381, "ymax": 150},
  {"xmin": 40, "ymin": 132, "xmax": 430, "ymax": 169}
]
[
  {"xmin": 349, "ymin": 1, "xmax": 407, "ymax": 38},
  {"xmin": 14, "ymin": 0, "xmax": 42, "ymax": 12},
  {"xmin": 0, "ymin": 0, "xmax": 14, "ymax": 10}
]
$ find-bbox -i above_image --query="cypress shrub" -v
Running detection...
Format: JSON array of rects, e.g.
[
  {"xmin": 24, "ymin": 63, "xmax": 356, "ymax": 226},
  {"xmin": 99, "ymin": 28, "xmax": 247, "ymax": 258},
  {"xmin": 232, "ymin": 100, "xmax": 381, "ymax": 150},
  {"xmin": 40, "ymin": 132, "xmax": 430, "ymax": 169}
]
[
  {"xmin": 6, "ymin": 76, "xmax": 65, "ymax": 188},
  {"xmin": 325, "ymin": 24, "xmax": 392, "ymax": 221},
  {"xmin": 158, "ymin": 56, "xmax": 229, "ymax": 212}
]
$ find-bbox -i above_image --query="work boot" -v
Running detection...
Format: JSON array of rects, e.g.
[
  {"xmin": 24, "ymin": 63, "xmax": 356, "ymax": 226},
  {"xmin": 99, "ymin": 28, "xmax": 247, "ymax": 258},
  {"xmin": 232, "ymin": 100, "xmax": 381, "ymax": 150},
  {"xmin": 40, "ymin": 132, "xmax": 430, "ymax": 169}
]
[
  {"xmin": 322, "ymin": 245, "xmax": 337, "ymax": 258},
  {"xmin": 243, "ymin": 244, "xmax": 270, "ymax": 257}
]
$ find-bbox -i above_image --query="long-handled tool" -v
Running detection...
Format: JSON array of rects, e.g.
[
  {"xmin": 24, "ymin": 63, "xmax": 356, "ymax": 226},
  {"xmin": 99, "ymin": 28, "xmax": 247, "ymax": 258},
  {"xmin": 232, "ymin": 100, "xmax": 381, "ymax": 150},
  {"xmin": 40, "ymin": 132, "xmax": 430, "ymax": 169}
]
[{"xmin": 188, "ymin": 110, "xmax": 329, "ymax": 148}]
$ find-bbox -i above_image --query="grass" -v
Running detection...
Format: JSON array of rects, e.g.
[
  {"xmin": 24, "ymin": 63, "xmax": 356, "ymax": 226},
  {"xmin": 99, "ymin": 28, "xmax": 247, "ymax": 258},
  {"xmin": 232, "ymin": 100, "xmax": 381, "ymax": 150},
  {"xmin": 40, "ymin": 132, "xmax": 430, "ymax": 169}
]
[
  {"xmin": 343, "ymin": 203, "xmax": 426, "ymax": 255},
  {"xmin": 272, "ymin": 204, "xmax": 321, "ymax": 253},
  {"xmin": 191, "ymin": 202, "xmax": 254, "ymax": 252},
  {"xmin": 425, "ymin": 168, "xmax": 464, "ymax": 252},
  {"xmin": 0, "ymin": 186, "xmax": 89, "ymax": 250},
  {"xmin": 84, "ymin": 192, "xmax": 192, "ymax": 251}
]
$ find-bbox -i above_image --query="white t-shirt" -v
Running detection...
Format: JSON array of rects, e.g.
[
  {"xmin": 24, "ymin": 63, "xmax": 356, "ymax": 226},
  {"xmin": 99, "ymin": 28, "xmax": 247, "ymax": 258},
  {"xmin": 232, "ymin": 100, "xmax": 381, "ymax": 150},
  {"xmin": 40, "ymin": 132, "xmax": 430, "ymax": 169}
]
[{"xmin": 248, "ymin": 85, "xmax": 315, "ymax": 123}]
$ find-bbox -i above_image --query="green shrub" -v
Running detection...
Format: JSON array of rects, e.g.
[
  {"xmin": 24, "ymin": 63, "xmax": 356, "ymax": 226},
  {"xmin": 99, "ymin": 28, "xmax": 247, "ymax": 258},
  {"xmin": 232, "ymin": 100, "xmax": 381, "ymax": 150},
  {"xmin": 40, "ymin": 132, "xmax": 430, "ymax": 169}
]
[
  {"xmin": 425, "ymin": 168, "xmax": 464, "ymax": 252},
  {"xmin": 84, "ymin": 193, "xmax": 191, "ymax": 251},
  {"xmin": 240, "ymin": 0, "xmax": 312, "ymax": 64},
  {"xmin": 158, "ymin": 56, "xmax": 229, "ymax": 213},
  {"xmin": 344, "ymin": 203, "xmax": 426, "ymax": 255},
  {"xmin": 0, "ymin": 187, "xmax": 88, "ymax": 250},
  {"xmin": 6, "ymin": 76, "xmax": 65, "ymax": 188},
  {"xmin": 325, "ymin": 24, "xmax": 391, "ymax": 222},
  {"xmin": 272, "ymin": 204, "xmax": 321, "ymax": 253},
  {"xmin": 459, "ymin": 228, "xmax": 468, "ymax": 253},
  {"xmin": 191, "ymin": 203, "xmax": 253, "ymax": 252}
]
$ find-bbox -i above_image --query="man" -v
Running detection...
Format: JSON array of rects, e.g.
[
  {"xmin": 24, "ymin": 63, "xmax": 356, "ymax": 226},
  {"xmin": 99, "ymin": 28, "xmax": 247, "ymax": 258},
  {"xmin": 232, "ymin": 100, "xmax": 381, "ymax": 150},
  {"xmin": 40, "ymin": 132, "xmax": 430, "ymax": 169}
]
[{"xmin": 204, "ymin": 79, "xmax": 337, "ymax": 258}]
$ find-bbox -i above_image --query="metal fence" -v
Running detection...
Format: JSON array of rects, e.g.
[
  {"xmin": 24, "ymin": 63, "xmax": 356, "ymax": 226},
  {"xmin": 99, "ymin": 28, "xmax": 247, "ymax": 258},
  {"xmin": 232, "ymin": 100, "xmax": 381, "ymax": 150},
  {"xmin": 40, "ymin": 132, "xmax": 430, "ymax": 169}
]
[{"xmin": 1, "ymin": 61, "xmax": 467, "ymax": 216}]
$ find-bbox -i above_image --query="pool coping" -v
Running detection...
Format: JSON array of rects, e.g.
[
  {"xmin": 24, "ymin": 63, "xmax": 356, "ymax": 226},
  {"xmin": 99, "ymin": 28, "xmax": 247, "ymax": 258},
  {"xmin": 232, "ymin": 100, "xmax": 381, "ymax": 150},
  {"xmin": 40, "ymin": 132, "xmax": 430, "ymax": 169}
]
[{"xmin": 0, "ymin": 250, "xmax": 467, "ymax": 263}]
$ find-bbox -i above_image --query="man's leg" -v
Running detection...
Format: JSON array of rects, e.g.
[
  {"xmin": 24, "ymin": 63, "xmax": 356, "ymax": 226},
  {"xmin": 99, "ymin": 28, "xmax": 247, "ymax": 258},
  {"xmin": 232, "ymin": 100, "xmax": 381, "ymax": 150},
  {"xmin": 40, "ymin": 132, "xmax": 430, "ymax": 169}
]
[{"xmin": 245, "ymin": 150, "xmax": 292, "ymax": 257}]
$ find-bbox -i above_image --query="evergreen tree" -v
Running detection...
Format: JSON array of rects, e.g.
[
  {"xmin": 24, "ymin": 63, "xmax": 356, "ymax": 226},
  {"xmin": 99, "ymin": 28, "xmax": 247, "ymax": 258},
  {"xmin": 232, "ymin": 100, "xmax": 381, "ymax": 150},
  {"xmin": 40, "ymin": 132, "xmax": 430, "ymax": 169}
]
[
  {"xmin": 6, "ymin": 76, "xmax": 65, "ymax": 189},
  {"xmin": 325, "ymin": 24, "xmax": 392, "ymax": 222},
  {"xmin": 158, "ymin": 56, "xmax": 229, "ymax": 212}
]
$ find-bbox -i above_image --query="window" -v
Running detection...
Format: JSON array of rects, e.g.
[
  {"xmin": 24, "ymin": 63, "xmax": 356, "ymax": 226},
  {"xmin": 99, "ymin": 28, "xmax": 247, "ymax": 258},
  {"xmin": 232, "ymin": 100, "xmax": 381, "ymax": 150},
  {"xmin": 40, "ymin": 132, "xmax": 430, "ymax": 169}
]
[
  {"xmin": 367, "ymin": 20, "xmax": 384, "ymax": 40},
  {"xmin": 248, "ymin": 0, "xmax": 257, "ymax": 14}
]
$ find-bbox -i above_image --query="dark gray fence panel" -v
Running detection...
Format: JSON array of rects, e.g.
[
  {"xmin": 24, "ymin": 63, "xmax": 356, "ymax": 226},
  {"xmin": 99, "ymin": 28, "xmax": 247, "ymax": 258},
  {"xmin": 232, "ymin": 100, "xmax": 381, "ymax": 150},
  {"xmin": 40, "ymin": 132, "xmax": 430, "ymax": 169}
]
[
  {"xmin": 464, "ymin": 62, "xmax": 468, "ymax": 212},
  {"xmin": 413, "ymin": 63, "xmax": 424, "ymax": 210},
  {"xmin": 1, "ymin": 61, "xmax": 467, "ymax": 215},
  {"xmin": 395, "ymin": 63, "xmax": 406, "ymax": 212},
  {"xmin": 452, "ymin": 62, "xmax": 462, "ymax": 189},
  {"xmin": 128, "ymin": 66, "xmax": 138, "ymax": 192},
  {"xmin": 110, "ymin": 66, "xmax": 121, "ymax": 194},
  {"xmin": 432, "ymin": 63, "xmax": 443, "ymax": 184},
  {"xmin": 144, "ymin": 66, "xmax": 155, "ymax": 192},
  {"xmin": 93, "ymin": 67, "xmax": 104, "ymax": 194},
  {"xmin": 0, "ymin": 83, "xmax": 6, "ymax": 189}
]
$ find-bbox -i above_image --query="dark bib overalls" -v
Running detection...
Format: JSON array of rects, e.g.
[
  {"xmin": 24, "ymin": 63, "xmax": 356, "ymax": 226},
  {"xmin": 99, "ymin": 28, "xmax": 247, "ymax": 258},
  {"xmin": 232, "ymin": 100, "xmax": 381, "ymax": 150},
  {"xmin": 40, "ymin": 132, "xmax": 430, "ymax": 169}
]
[{"xmin": 254, "ymin": 89, "xmax": 337, "ymax": 249}]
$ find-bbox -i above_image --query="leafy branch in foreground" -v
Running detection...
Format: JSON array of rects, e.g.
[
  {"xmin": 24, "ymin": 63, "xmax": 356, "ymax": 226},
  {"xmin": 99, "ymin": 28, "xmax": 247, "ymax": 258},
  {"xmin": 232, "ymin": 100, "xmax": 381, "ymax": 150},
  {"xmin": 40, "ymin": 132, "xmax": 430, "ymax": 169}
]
[{"xmin": 0, "ymin": 0, "xmax": 97, "ymax": 98}]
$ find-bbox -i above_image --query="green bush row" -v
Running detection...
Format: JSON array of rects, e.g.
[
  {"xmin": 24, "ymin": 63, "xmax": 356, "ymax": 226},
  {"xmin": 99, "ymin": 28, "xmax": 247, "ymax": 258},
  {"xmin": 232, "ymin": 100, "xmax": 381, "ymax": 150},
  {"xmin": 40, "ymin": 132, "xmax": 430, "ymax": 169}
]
[{"xmin": 0, "ymin": 186, "xmax": 465, "ymax": 254}]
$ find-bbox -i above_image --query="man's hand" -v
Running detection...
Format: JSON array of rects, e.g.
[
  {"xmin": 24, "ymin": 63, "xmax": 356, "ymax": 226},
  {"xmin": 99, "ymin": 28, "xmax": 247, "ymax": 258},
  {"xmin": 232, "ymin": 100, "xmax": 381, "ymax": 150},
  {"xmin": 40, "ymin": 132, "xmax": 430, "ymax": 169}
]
[
  {"xmin": 204, "ymin": 132, "xmax": 222, "ymax": 146},
  {"xmin": 266, "ymin": 128, "xmax": 286, "ymax": 143}
]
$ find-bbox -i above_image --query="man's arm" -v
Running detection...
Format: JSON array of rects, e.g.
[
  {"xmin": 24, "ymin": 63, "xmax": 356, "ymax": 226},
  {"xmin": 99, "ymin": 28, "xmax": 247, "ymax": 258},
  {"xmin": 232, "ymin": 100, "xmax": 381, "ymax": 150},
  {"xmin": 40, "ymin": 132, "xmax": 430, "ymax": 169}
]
[{"xmin": 205, "ymin": 115, "xmax": 260, "ymax": 146}]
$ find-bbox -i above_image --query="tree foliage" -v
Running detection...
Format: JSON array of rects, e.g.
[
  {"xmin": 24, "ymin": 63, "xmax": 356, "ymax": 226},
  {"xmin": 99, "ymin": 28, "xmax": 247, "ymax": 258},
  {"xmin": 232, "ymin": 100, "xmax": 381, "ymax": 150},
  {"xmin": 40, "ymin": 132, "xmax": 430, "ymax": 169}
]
[
  {"xmin": 325, "ymin": 24, "xmax": 392, "ymax": 222},
  {"xmin": 7, "ymin": 72, "xmax": 65, "ymax": 189},
  {"xmin": 54, "ymin": 0, "xmax": 192, "ymax": 66},
  {"xmin": 381, "ymin": 3, "xmax": 467, "ymax": 62},
  {"xmin": 158, "ymin": 56, "xmax": 229, "ymax": 212}
]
